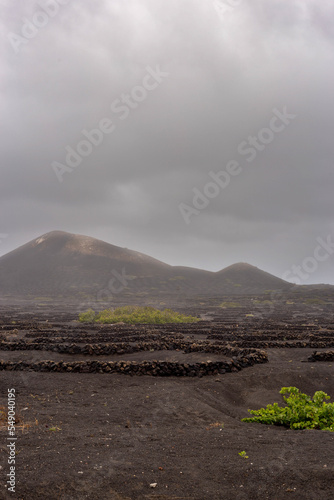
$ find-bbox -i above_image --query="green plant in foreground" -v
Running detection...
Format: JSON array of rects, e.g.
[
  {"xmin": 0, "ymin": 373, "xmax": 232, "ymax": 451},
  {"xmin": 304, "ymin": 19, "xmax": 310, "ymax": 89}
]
[
  {"xmin": 79, "ymin": 306, "xmax": 199, "ymax": 324},
  {"xmin": 242, "ymin": 387, "xmax": 334, "ymax": 431},
  {"xmin": 238, "ymin": 451, "xmax": 248, "ymax": 459}
]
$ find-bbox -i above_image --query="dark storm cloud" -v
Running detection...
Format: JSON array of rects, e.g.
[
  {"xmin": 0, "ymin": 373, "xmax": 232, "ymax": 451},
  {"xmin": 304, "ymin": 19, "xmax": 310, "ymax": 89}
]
[{"xmin": 1, "ymin": 0, "xmax": 333, "ymax": 284}]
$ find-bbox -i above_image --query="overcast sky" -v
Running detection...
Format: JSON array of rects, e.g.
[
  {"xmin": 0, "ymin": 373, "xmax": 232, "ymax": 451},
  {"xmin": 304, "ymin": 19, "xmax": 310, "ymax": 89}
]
[{"xmin": 1, "ymin": 0, "xmax": 334, "ymax": 284}]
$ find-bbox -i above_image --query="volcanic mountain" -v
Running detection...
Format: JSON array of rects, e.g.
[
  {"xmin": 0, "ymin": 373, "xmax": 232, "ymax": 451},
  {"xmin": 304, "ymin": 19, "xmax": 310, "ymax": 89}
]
[{"xmin": 0, "ymin": 231, "xmax": 293, "ymax": 299}]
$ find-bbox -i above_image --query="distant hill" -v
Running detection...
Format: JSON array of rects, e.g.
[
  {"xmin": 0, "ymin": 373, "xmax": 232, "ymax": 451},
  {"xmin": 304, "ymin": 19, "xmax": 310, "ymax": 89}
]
[
  {"xmin": 214, "ymin": 262, "xmax": 291, "ymax": 294},
  {"xmin": 0, "ymin": 231, "xmax": 293, "ymax": 299}
]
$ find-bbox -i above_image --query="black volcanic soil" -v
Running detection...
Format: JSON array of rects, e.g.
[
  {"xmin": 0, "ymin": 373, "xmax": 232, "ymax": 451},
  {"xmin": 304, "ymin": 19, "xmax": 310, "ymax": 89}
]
[{"xmin": 0, "ymin": 298, "xmax": 334, "ymax": 500}]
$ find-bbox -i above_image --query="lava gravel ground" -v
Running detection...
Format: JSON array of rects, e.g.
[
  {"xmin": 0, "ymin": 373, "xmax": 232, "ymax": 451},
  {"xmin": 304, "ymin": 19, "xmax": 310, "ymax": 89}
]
[{"xmin": 0, "ymin": 349, "xmax": 333, "ymax": 500}]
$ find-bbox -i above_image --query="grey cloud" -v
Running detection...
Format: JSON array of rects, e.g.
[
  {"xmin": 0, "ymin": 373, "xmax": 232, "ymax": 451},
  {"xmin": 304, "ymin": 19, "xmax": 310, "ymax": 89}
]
[{"xmin": 1, "ymin": 0, "xmax": 333, "ymax": 284}]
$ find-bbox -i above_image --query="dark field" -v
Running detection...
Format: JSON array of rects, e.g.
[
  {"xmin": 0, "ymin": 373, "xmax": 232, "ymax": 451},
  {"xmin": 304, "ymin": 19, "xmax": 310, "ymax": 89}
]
[{"xmin": 0, "ymin": 295, "xmax": 334, "ymax": 499}]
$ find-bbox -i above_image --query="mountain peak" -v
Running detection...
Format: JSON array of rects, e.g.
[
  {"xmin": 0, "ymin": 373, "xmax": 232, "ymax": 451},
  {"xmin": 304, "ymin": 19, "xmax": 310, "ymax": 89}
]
[
  {"xmin": 0, "ymin": 231, "xmax": 293, "ymax": 298},
  {"xmin": 33, "ymin": 230, "xmax": 69, "ymax": 244},
  {"xmin": 219, "ymin": 262, "xmax": 258, "ymax": 272},
  {"xmin": 216, "ymin": 260, "xmax": 289, "ymax": 290}
]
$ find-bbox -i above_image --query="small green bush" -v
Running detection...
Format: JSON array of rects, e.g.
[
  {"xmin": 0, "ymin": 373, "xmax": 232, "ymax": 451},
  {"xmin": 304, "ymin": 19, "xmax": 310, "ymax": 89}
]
[
  {"xmin": 78, "ymin": 308, "xmax": 96, "ymax": 323},
  {"xmin": 78, "ymin": 306, "xmax": 199, "ymax": 324},
  {"xmin": 242, "ymin": 387, "xmax": 334, "ymax": 431}
]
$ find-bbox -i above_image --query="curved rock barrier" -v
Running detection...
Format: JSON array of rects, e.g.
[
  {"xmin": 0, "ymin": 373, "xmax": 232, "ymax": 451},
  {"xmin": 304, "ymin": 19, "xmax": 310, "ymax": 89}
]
[
  {"xmin": 2, "ymin": 336, "xmax": 334, "ymax": 353},
  {"xmin": 0, "ymin": 340, "xmax": 260, "ymax": 355},
  {"xmin": 307, "ymin": 351, "xmax": 334, "ymax": 362},
  {"xmin": 214, "ymin": 340, "xmax": 334, "ymax": 349},
  {"xmin": 25, "ymin": 331, "xmax": 185, "ymax": 343},
  {"xmin": 0, "ymin": 350, "xmax": 268, "ymax": 376}
]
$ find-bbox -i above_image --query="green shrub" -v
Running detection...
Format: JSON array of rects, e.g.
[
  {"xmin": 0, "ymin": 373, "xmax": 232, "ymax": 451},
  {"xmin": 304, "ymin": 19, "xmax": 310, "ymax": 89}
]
[
  {"xmin": 78, "ymin": 308, "xmax": 96, "ymax": 322},
  {"xmin": 78, "ymin": 306, "xmax": 199, "ymax": 324},
  {"xmin": 242, "ymin": 387, "xmax": 334, "ymax": 431}
]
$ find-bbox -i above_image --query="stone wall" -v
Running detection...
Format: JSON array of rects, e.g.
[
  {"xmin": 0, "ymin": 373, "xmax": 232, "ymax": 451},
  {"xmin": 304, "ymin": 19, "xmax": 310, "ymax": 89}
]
[
  {"xmin": 0, "ymin": 349, "xmax": 268, "ymax": 376},
  {"xmin": 307, "ymin": 351, "xmax": 334, "ymax": 362}
]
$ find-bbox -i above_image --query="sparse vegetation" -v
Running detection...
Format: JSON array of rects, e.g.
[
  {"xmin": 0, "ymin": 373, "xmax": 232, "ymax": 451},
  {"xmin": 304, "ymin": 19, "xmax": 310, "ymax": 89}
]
[
  {"xmin": 304, "ymin": 298, "xmax": 327, "ymax": 305},
  {"xmin": 79, "ymin": 306, "xmax": 200, "ymax": 324},
  {"xmin": 206, "ymin": 422, "xmax": 224, "ymax": 430},
  {"xmin": 0, "ymin": 406, "xmax": 6, "ymax": 426},
  {"xmin": 0, "ymin": 406, "xmax": 38, "ymax": 433},
  {"xmin": 242, "ymin": 387, "xmax": 334, "ymax": 431},
  {"xmin": 253, "ymin": 300, "xmax": 273, "ymax": 305},
  {"xmin": 238, "ymin": 451, "xmax": 249, "ymax": 459},
  {"xmin": 219, "ymin": 301, "xmax": 241, "ymax": 308}
]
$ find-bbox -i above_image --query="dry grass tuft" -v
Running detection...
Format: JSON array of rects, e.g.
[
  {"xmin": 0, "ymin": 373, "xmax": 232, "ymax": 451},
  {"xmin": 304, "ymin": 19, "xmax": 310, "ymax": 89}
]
[
  {"xmin": 206, "ymin": 422, "xmax": 224, "ymax": 430},
  {"xmin": 0, "ymin": 405, "xmax": 38, "ymax": 433}
]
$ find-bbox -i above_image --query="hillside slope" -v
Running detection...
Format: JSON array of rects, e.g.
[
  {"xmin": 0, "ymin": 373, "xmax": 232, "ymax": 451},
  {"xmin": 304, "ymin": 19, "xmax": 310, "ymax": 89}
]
[{"xmin": 0, "ymin": 231, "xmax": 293, "ymax": 298}]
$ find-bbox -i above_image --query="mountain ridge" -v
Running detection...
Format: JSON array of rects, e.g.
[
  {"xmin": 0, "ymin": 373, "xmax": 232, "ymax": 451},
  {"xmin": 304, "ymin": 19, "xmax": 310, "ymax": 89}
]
[{"xmin": 0, "ymin": 230, "xmax": 294, "ymax": 298}]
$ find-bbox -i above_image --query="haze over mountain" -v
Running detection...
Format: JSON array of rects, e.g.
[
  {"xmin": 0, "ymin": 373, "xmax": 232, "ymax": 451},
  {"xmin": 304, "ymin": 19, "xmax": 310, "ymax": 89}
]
[{"xmin": 0, "ymin": 231, "xmax": 294, "ymax": 299}]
